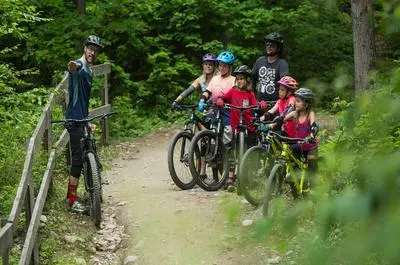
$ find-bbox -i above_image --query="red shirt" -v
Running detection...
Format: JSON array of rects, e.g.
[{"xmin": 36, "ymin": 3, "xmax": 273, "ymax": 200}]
[
  {"xmin": 223, "ymin": 87, "xmax": 258, "ymax": 133},
  {"xmin": 278, "ymin": 96, "xmax": 296, "ymax": 138}
]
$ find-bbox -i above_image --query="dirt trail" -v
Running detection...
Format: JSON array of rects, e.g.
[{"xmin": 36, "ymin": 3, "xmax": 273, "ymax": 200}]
[{"xmin": 105, "ymin": 128, "xmax": 269, "ymax": 265}]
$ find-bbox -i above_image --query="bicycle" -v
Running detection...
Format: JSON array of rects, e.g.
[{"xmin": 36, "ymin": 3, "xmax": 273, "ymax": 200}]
[
  {"xmin": 167, "ymin": 104, "xmax": 208, "ymax": 190},
  {"xmin": 262, "ymin": 131, "xmax": 313, "ymax": 217},
  {"xmin": 223, "ymin": 103, "xmax": 260, "ymax": 194},
  {"xmin": 187, "ymin": 104, "xmax": 229, "ymax": 191},
  {"xmin": 52, "ymin": 112, "xmax": 115, "ymax": 228},
  {"xmin": 239, "ymin": 121, "xmax": 282, "ymax": 206}
]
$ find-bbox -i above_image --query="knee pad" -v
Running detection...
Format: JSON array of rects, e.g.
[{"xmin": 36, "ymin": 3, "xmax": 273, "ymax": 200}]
[{"xmin": 69, "ymin": 165, "xmax": 83, "ymax": 178}]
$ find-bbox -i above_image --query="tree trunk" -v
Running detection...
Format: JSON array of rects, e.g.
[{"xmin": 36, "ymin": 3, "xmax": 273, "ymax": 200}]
[
  {"xmin": 77, "ymin": 0, "xmax": 85, "ymax": 15},
  {"xmin": 351, "ymin": 0, "xmax": 375, "ymax": 96}
]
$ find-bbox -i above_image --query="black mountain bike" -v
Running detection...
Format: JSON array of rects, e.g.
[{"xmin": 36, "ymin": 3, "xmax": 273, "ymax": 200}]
[
  {"xmin": 167, "ymin": 104, "xmax": 208, "ymax": 190},
  {"xmin": 188, "ymin": 105, "xmax": 229, "ymax": 191},
  {"xmin": 52, "ymin": 112, "xmax": 115, "ymax": 228},
  {"xmin": 224, "ymin": 103, "xmax": 260, "ymax": 195}
]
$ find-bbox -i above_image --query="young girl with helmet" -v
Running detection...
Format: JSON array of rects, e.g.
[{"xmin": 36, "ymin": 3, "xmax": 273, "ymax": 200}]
[
  {"xmin": 172, "ymin": 53, "xmax": 217, "ymax": 107},
  {"xmin": 215, "ymin": 65, "xmax": 258, "ymax": 191},
  {"xmin": 261, "ymin": 75, "xmax": 298, "ymax": 137},
  {"xmin": 284, "ymin": 87, "xmax": 319, "ymax": 180},
  {"xmin": 251, "ymin": 32, "xmax": 289, "ymax": 103}
]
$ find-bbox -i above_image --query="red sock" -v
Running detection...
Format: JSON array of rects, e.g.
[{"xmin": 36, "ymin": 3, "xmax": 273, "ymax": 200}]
[{"xmin": 67, "ymin": 184, "xmax": 78, "ymax": 206}]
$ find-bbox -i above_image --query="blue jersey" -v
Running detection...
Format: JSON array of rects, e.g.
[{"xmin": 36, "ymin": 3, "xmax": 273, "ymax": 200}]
[{"xmin": 66, "ymin": 59, "xmax": 93, "ymax": 119}]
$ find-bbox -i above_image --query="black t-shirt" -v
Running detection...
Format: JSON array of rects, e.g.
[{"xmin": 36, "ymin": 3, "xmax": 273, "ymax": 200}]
[{"xmin": 251, "ymin": 56, "xmax": 289, "ymax": 101}]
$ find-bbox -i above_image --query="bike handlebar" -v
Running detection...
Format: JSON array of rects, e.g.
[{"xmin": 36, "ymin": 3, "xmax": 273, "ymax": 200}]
[
  {"xmin": 223, "ymin": 104, "xmax": 259, "ymax": 112},
  {"xmin": 172, "ymin": 104, "xmax": 198, "ymax": 110},
  {"xmin": 52, "ymin": 112, "xmax": 117, "ymax": 125},
  {"xmin": 268, "ymin": 130, "xmax": 314, "ymax": 144}
]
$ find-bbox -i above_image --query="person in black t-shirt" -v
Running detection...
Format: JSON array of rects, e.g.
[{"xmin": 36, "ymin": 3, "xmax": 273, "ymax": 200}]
[{"xmin": 251, "ymin": 32, "xmax": 289, "ymax": 103}]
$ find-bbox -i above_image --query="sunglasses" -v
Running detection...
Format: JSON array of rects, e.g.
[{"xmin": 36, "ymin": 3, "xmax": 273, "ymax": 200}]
[{"xmin": 265, "ymin": 42, "xmax": 277, "ymax": 48}]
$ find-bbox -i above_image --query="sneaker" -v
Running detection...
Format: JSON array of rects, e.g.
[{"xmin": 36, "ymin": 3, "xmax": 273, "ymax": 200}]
[
  {"xmin": 225, "ymin": 178, "xmax": 235, "ymax": 192},
  {"xmin": 69, "ymin": 201, "xmax": 88, "ymax": 214},
  {"xmin": 226, "ymin": 184, "xmax": 236, "ymax": 193}
]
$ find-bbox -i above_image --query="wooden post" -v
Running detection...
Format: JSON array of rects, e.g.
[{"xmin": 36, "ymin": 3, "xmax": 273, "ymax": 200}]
[
  {"xmin": 3, "ymin": 252, "xmax": 9, "ymax": 265},
  {"xmin": 100, "ymin": 73, "xmax": 109, "ymax": 145},
  {"xmin": 42, "ymin": 110, "xmax": 52, "ymax": 152},
  {"xmin": 24, "ymin": 181, "xmax": 39, "ymax": 264}
]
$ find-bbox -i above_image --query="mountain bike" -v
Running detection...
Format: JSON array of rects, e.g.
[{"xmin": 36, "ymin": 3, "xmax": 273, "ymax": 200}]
[
  {"xmin": 188, "ymin": 105, "xmax": 229, "ymax": 191},
  {"xmin": 167, "ymin": 104, "xmax": 208, "ymax": 190},
  {"xmin": 52, "ymin": 112, "xmax": 115, "ymax": 228},
  {"xmin": 262, "ymin": 131, "xmax": 313, "ymax": 217},
  {"xmin": 239, "ymin": 121, "xmax": 281, "ymax": 206},
  {"xmin": 223, "ymin": 103, "xmax": 260, "ymax": 195}
]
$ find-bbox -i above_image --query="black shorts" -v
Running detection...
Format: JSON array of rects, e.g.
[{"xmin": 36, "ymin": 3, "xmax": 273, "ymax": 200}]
[{"xmin": 66, "ymin": 123, "xmax": 85, "ymax": 177}]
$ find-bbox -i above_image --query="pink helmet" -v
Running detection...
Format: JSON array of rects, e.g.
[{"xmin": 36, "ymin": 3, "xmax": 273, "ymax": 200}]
[{"xmin": 277, "ymin": 76, "xmax": 298, "ymax": 91}]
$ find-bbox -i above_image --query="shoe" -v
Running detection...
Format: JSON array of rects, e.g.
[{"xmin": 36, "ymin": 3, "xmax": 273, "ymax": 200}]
[
  {"xmin": 225, "ymin": 178, "xmax": 235, "ymax": 192},
  {"xmin": 69, "ymin": 201, "xmax": 88, "ymax": 214},
  {"xmin": 226, "ymin": 184, "xmax": 236, "ymax": 192}
]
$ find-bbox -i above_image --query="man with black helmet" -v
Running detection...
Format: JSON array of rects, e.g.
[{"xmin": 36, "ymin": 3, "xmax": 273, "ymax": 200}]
[
  {"xmin": 251, "ymin": 32, "xmax": 289, "ymax": 103},
  {"xmin": 65, "ymin": 35, "xmax": 103, "ymax": 213}
]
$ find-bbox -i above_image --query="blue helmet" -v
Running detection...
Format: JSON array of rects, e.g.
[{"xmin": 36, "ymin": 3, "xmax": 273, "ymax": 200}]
[{"xmin": 216, "ymin": 51, "xmax": 235, "ymax": 65}]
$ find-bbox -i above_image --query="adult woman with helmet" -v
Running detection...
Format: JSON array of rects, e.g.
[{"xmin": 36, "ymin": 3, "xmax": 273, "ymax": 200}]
[
  {"xmin": 251, "ymin": 32, "xmax": 289, "ymax": 103},
  {"xmin": 172, "ymin": 53, "xmax": 217, "ymax": 106}
]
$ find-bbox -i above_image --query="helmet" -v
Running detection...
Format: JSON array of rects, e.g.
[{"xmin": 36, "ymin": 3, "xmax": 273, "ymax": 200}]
[
  {"xmin": 264, "ymin": 32, "xmax": 284, "ymax": 47},
  {"xmin": 85, "ymin": 35, "xmax": 103, "ymax": 49},
  {"xmin": 277, "ymin": 76, "xmax": 298, "ymax": 91},
  {"xmin": 202, "ymin": 53, "xmax": 216, "ymax": 62},
  {"xmin": 233, "ymin": 65, "xmax": 251, "ymax": 77},
  {"xmin": 216, "ymin": 51, "xmax": 235, "ymax": 65},
  {"xmin": 294, "ymin": 88, "xmax": 314, "ymax": 101}
]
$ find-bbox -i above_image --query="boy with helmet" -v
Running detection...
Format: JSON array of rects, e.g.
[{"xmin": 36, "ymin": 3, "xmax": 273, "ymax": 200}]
[
  {"xmin": 65, "ymin": 35, "xmax": 103, "ymax": 213},
  {"xmin": 251, "ymin": 32, "xmax": 289, "ymax": 103},
  {"xmin": 283, "ymin": 88, "xmax": 319, "ymax": 182},
  {"xmin": 261, "ymin": 75, "xmax": 298, "ymax": 137},
  {"xmin": 216, "ymin": 65, "xmax": 258, "ymax": 191},
  {"xmin": 172, "ymin": 53, "xmax": 217, "ymax": 107}
]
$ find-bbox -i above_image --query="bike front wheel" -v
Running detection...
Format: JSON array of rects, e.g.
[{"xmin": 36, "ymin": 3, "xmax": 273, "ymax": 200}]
[
  {"xmin": 167, "ymin": 131, "xmax": 199, "ymax": 190},
  {"xmin": 263, "ymin": 163, "xmax": 284, "ymax": 217},
  {"xmin": 86, "ymin": 152, "xmax": 102, "ymax": 228},
  {"xmin": 188, "ymin": 130, "xmax": 228, "ymax": 191},
  {"xmin": 239, "ymin": 145, "xmax": 274, "ymax": 206}
]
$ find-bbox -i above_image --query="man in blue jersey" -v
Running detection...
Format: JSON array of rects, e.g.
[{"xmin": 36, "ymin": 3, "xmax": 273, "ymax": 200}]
[{"xmin": 66, "ymin": 35, "xmax": 103, "ymax": 213}]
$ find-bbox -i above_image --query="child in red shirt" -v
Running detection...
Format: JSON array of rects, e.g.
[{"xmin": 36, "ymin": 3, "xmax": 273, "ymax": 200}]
[
  {"xmin": 261, "ymin": 75, "xmax": 298, "ymax": 137},
  {"xmin": 216, "ymin": 65, "xmax": 258, "ymax": 191}
]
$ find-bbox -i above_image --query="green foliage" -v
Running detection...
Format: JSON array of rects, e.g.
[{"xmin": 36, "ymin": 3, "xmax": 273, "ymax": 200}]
[{"xmin": 251, "ymin": 69, "xmax": 400, "ymax": 265}]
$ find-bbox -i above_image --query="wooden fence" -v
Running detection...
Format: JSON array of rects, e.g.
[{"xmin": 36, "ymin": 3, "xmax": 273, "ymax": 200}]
[{"xmin": 0, "ymin": 63, "xmax": 112, "ymax": 265}]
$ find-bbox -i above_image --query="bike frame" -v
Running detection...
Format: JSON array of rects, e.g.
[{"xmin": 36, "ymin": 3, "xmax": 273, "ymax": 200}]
[{"xmin": 269, "ymin": 133, "xmax": 309, "ymax": 194}]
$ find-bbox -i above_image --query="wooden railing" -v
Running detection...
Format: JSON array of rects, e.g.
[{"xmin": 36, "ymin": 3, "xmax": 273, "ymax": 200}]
[{"xmin": 0, "ymin": 63, "xmax": 112, "ymax": 265}]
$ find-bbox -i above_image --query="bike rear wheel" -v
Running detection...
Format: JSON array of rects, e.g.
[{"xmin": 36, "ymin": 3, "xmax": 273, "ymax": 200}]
[
  {"xmin": 239, "ymin": 145, "xmax": 274, "ymax": 206},
  {"xmin": 167, "ymin": 131, "xmax": 199, "ymax": 190},
  {"xmin": 263, "ymin": 163, "xmax": 284, "ymax": 217},
  {"xmin": 86, "ymin": 152, "xmax": 102, "ymax": 228},
  {"xmin": 188, "ymin": 130, "xmax": 228, "ymax": 191}
]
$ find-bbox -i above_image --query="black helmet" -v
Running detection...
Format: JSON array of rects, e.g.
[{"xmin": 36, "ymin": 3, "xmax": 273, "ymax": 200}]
[
  {"xmin": 233, "ymin": 65, "xmax": 251, "ymax": 77},
  {"xmin": 85, "ymin": 35, "xmax": 103, "ymax": 49},
  {"xmin": 294, "ymin": 88, "xmax": 314, "ymax": 101},
  {"xmin": 264, "ymin": 32, "xmax": 284, "ymax": 47}
]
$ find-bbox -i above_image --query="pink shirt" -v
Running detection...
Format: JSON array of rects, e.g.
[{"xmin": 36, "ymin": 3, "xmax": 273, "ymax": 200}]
[{"xmin": 207, "ymin": 74, "xmax": 236, "ymax": 103}]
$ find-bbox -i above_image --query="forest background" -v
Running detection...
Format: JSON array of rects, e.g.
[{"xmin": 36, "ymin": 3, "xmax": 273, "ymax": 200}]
[{"xmin": 2, "ymin": 0, "xmax": 400, "ymax": 264}]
